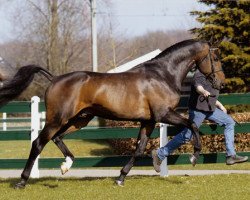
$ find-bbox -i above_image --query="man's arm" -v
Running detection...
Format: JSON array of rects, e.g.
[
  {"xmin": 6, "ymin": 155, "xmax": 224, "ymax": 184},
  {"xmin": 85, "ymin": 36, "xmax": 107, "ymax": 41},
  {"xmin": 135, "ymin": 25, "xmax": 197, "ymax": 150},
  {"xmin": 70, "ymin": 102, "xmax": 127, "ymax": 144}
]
[
  {"xmin": 215, "ymin": 100, "xmax": 227, "ymax": 113},
  {"xmin": 196, "ymin": 85, "xmax": 227, "ymax": 113},
  {"xmin": 196, "ymin": 85, "xmax": 211, "ymax": 97}
]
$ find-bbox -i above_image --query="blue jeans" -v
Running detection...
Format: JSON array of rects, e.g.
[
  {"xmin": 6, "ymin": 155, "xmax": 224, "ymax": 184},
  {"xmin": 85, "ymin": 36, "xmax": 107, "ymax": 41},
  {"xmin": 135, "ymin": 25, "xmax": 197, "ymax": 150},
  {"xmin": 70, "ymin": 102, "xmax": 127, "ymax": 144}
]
[{"xmin": 157, "ymin": 108, "xmax": 236, "ymax": 160}]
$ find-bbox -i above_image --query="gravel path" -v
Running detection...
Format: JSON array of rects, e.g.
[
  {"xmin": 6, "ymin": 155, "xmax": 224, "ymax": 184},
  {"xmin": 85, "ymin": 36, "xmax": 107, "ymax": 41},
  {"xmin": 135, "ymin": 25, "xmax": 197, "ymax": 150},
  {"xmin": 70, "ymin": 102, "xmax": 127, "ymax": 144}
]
[{"xmin": 0, "ymin": 169, "xmax": 249, "ymax": 178}]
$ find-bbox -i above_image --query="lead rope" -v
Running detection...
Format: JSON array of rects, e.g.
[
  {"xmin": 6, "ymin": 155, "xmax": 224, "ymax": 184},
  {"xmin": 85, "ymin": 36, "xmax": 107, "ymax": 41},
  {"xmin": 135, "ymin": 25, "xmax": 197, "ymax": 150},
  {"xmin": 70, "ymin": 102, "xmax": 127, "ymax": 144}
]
[{"xmin": 199, "ymin": 94, "xmax": 216, "ymax": 111}]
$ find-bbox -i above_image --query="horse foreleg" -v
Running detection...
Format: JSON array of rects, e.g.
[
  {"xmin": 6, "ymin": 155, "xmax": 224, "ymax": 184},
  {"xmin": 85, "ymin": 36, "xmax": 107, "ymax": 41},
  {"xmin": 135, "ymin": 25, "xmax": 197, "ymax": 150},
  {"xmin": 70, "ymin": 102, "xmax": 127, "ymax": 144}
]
[
  {"xmin": 116, "ymin": 121, "xmax": 155, "ymax": 186},
  {"xmin": 160, "ymin": 109, "xmax": 202, "ymax": 166}
]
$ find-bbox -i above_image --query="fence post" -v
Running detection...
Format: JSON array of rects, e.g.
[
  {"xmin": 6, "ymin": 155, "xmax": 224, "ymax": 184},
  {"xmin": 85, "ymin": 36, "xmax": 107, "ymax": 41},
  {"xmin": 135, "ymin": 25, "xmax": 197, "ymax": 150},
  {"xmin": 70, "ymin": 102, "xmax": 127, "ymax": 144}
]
[
  {"xmin": 30, "ymin": 96, "xmax": 40, "ymax": 178},
  {"xmin": 3, "ymin": 113, "xmax": 7, "ymax": 131},
  {"xmin": 160, "ymin": 123, "xmax": 168, "ymax": 177}
]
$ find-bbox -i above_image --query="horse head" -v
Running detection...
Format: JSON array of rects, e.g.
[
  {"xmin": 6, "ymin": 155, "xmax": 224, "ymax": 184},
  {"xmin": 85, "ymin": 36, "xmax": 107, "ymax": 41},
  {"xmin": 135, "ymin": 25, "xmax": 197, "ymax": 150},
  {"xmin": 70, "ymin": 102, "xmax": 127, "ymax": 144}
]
[{"xmin": 195, "ymin": 43, "xmax": 225, "ymax": 90}]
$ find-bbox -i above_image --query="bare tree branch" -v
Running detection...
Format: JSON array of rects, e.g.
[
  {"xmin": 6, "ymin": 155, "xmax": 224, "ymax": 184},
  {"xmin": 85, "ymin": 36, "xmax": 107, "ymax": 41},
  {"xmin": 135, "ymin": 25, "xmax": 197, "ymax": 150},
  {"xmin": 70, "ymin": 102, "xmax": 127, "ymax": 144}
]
[{"xmin": 26, "ymin": 0, "xmax": 49, "ymax": 23}]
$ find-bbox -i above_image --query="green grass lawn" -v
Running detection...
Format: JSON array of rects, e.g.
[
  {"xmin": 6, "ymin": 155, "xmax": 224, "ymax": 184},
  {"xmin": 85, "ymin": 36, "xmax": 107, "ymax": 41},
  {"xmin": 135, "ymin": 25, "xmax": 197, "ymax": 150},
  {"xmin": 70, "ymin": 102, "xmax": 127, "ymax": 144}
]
[
  {"xmin": 0, "ymin": 174, "xmax": 249, "ymax": 200},
  {"xmin": 0, "ymin": 140, "xmax": 249, "ymax": 200},
  {"xmin": 0, "ymin": 140, "xmax": 115, "ymax": 158}
]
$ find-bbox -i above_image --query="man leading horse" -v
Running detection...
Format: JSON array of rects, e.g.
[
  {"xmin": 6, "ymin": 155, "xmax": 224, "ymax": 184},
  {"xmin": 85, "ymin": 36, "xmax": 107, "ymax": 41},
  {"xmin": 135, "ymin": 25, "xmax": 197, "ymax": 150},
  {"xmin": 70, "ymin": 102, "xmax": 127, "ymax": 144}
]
[{"xmin": 152, "ymin": 66, "xmax": 248, "ymax": 172}]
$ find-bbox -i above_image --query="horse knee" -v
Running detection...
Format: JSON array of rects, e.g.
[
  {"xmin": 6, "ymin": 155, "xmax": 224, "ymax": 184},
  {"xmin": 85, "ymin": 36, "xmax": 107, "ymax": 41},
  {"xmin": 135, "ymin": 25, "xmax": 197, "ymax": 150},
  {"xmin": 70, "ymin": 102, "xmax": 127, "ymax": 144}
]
[
  {"xmin": 31, "ymin": 138, "xmax": 48, "ymax": 155},
  {"xmin": 52, "ymin": 136, "xmax": 61, "ymax": 144},
  {"xmin": 134, "ymin": 151, "xmax": 144, "ymax": 157},
  {"xmin": 30, "ymin": 141, "xmax": 41, "ymax": 156}
]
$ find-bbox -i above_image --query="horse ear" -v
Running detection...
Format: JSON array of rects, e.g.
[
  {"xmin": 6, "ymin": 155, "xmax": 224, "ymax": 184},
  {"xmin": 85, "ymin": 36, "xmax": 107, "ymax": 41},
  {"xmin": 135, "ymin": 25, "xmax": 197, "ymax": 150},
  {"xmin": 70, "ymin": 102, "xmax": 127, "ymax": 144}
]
[
  {"xmin": 208, "ymin": 36, "xmax": 223, "ymax": 47},
  {"xmin": 208, "ymin": 37, "xmax": 214, "ymax": 46},
  {"xmin": 213, "ymin": 38, "xmax": 223, "ymax": 47}
]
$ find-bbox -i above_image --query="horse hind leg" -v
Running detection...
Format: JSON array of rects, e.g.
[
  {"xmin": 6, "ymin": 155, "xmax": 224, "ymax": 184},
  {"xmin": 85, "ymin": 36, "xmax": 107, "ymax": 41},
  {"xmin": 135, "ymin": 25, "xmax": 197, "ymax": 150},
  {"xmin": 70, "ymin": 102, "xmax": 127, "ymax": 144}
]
[
  {"xmin": 116, "ymin": 121, "xmax": 155, "ymax": 186},
  {"xmin": 52, "ymin": 137, "xmax": 74, "ymax": 175},
  {"xmin": 189, "ymin": 123, "xmax": 202, "ymax": 166},
  {"xmin": 52, "ymin": 114, "xmax": 94, "ymax": 174},
  {"xmin": 15, "ymin": 123, "xmax": 62, "ymax": 189}
]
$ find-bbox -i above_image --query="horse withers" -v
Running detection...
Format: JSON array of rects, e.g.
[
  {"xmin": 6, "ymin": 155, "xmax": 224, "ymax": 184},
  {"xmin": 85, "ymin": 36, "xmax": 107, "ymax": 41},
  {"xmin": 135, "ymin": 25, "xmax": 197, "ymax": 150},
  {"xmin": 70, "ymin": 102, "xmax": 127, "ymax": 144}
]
[{"xmin": 0, "ymin": 39, "xmax": 225, "ymax": 188}]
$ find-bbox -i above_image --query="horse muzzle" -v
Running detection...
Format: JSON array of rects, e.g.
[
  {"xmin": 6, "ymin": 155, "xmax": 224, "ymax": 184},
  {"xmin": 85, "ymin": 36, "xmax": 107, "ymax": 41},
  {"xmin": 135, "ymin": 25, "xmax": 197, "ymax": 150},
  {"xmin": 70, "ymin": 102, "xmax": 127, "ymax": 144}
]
[{"xmin": 211, "ymin": 78, "xmax": 225, "ymax": 90}]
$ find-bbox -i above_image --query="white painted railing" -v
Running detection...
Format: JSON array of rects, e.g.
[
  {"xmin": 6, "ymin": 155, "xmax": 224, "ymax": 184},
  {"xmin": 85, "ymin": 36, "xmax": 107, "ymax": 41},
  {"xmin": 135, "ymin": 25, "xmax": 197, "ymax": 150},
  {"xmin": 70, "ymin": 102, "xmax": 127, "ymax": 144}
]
[
  {"xmin": 30, "ymin": 96, "xmax": 40, "ymax": 178},
  {"xmin": 159, "ymin": 123, "xmax": 168, "ymax": 177}
]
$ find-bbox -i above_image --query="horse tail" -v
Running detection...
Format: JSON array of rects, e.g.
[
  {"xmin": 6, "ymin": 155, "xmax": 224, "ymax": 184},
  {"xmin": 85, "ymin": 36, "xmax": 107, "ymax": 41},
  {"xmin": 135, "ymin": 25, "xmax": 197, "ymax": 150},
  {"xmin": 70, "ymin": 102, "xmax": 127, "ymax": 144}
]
[{"xmin": 0, "ymin": 65, "xmax": 54, "ymax": 107}]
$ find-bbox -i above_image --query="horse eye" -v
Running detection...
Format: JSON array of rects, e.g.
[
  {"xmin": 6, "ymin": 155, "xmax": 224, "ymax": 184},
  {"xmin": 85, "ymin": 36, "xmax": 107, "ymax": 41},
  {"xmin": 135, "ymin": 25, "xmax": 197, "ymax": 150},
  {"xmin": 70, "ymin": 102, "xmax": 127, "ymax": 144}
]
[{"xmin": 214, "ymin": 57, "xmax": 219, "ymax": 62}]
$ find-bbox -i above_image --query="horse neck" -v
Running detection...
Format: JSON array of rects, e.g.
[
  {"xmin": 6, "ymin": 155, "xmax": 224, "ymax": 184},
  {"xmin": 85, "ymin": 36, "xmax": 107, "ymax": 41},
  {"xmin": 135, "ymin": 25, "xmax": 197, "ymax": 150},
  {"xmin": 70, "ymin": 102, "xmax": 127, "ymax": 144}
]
[
  {"xmin": 173, "ymin": 58, "xmax": 195, "ymax": 85},
  {"xmin": 160, "ymin": 42, "xmax": 207, "ymax": 89},
  {"xmin": 158, "ymin": 55, "xmax": 196, "ymax": 92}
]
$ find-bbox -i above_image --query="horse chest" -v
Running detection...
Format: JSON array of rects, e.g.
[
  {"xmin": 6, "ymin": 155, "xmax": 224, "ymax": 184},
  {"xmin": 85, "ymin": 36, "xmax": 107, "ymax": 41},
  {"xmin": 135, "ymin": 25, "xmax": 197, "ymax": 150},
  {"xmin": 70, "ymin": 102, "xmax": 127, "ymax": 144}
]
[{"xmin": 148, "ymin": 92, "xmax": 180, "ymax": 121}]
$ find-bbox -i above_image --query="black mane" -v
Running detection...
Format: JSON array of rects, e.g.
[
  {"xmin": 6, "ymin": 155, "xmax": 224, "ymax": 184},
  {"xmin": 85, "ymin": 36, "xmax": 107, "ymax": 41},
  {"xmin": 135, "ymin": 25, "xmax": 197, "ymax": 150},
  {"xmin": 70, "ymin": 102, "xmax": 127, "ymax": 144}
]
[{"xmin": 154, "ymin": 39, "xmax": 206, "ymax": 60}]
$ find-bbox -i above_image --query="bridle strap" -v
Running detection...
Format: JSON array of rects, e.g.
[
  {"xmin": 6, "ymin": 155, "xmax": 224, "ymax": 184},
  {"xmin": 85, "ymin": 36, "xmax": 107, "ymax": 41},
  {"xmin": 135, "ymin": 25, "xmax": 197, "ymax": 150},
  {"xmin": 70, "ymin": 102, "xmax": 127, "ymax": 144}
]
[
  {"xmin": 190, "ymin": 54, "xmax": 208, "ymax": 72},
  {"xmin": 196, "ymin": 54, "xmax": 208, "ymax": 67},
  {"xmin": 196, "ymin": 48, "xmax": 223, "ymax": 79},
  {"xmin": 205, "ymin": 69, "xmax": 224, "ymax": 79}
]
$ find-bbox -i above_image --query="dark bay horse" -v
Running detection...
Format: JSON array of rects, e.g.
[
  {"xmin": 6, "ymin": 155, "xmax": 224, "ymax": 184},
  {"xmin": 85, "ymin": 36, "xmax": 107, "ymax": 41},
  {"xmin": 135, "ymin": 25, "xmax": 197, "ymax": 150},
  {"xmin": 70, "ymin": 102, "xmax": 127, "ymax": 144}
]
[{"xmin": 0, "ymin": 39, "xmax": 225, "ymax": 188}]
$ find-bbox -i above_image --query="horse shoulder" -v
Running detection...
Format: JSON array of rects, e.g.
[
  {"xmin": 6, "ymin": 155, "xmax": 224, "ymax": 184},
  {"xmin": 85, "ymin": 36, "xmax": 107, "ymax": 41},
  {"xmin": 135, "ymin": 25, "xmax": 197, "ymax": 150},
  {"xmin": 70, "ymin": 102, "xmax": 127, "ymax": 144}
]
[{"xmin": 143, "ymin": 79, "xmax": 180, "ymax": 121}]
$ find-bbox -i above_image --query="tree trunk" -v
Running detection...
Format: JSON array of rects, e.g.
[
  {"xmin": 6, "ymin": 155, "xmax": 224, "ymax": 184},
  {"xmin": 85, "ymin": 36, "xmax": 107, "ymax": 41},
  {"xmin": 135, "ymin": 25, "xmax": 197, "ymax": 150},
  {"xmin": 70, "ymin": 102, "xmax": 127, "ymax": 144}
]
[{"xmin": 47, "ymin": 0, "xmax": 60, "ymax": 74}]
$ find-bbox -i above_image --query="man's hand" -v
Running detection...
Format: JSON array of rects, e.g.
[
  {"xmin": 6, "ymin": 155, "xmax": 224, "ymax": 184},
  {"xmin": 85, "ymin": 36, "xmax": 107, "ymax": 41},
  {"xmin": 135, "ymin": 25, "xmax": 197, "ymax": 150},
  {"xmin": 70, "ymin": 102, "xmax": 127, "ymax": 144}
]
[
  {"xmin": 202, "ymin": 90, "xmax": 211, "ymax": 98},
  {"xmin": 215, "ymin": 100, "xmax": 227, "ymax": 113},
  {"xmin": 220, "ymin": 106, "xmax": 227, "ymax": 113}
]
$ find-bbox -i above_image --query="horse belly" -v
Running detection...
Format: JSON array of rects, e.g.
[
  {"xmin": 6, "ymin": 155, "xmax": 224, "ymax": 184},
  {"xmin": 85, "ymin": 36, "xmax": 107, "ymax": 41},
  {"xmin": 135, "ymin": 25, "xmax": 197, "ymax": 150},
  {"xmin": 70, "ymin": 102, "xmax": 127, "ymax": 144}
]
[
  {"xmin": 96, "ymin": 93, "xmax": 151, "ymax": 120},
  {"xmin": 80, "ymin": 81, "xmax": 152, "ymax": 120}
]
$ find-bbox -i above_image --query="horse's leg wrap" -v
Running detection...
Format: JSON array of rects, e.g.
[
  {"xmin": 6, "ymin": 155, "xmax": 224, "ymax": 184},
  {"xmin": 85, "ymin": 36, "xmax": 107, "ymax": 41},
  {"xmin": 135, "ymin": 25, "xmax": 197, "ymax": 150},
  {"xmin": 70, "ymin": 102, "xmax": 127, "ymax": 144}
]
[{"xmin": 61, "ymin": 156, "xmax": 74, "ymax": 175}]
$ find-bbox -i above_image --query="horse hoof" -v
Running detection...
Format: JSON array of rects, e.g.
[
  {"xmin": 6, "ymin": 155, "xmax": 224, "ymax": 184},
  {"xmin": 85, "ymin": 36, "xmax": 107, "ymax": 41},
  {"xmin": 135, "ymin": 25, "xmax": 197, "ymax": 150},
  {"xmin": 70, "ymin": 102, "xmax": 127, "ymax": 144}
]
[
  {"xmin": 14, "ymin": 180, "xmax": 26, "ymax": 189},
  {"xmin": 189, "ymin": 154, "xmax": 197, "ymax": 167},
  {"xmin": 115, "ymin": 180, "xmax": 124, "ymax": 187},
  {"xmin": 61, "ymin": 162, "xmax": 69, "ymax": 175}
]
